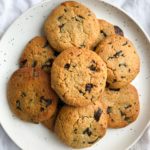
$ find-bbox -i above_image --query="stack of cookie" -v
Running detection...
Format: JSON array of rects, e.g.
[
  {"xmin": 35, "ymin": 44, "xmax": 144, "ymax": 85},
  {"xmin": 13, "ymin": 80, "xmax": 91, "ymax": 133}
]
[{"xmin": 7, "ymin": 1, "xmax": 140, "ymax": 149}]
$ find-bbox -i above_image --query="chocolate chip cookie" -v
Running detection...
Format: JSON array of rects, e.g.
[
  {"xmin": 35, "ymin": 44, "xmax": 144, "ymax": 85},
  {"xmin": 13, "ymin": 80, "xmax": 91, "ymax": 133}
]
[
  {"xmin": 54, "ymin": 101, "xmax": 107, "ymax": 148},
  {"xmin": 96, "ymin": 35, "xmax": 140, "ymax": 89},
  {"xmin": 19, "ymin": 36, "xmax": 57, "ymax": 73},
  {"xmin": 44, "ymin": 1, "xmax": 99, "ymax": 52},
  {"xmin": 102, "ymin": 84, "xmax": 140, "ymax": 128},
  {"xmin": 7, "ymin": 67, "xmax": 58, "ymax": 123},
  {"xmin": 98, "ymin": 19, "xmax": 124, "ymax": 42},
  {"xmin": 51, "ymin": 48, "xmax": 107, "ymax": 107}
]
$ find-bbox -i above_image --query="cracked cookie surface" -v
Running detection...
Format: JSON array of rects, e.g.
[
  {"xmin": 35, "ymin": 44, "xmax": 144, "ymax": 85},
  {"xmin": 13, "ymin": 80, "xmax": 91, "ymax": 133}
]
[
  {"xmin": 44, "ymin": 1, "xmax": 99, "ymax": 52},
  {"xmin": 54, "ymin": 101, "xmax": 107, "ymax": 148},
  {"xmin": 102, "ymin": 84, "xmax": 140, "ymax": 128},
  {"xmin": 96, "ymin": 19, "xmax": 124, "ymax": 44},
  {"xmin": 51, "ymin": 48, "xmax": 107, "ymax": 107},
  {"xmin": 19, "ymin": 36, "xmax": 57, "ymax": 73},
  {"xmin": 7, "ymin": 67, "xmax": 58, "ymax": 123},
  {"xmin": 96, "ymin": 35, "xmax": 140, "ymax": 89}
]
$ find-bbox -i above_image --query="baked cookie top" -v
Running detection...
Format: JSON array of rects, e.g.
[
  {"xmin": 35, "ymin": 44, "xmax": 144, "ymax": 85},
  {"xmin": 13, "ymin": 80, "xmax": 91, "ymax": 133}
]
[
  {"xmin": 44, "ymin": 1, "xmax": 99, "ymax": 52},
  {"xmin": 19, "ymin": 36, "xmax": 57, "ymax": 73},
  {"xmin": 102, "ymin": 84, "xmax": 140, "ymax": 128},
  {"xmin": 7, "ymin": 67, "xmax": 58, "ymax": 123},
  {"xmin": 96, "ymin": 35, "xmax": 140, "ymax": 89},
  {"xmin": 54, "ymin": 101, "xmax": 107, "ymax": 148},
  {"xmin": 51, "ymin": 48, "xmax": 107, "ymax": 107}
]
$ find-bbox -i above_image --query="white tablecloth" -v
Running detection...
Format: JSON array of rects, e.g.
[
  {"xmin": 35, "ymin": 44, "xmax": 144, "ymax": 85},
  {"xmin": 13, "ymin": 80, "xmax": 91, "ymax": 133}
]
[{"xmin": 0, "ymin": 0, "xmax": 150, "ymax": 149}]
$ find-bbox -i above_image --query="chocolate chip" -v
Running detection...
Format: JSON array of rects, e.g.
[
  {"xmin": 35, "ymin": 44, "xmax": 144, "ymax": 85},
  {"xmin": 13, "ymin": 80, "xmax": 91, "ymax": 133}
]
[
  {"xmin": 88, "ymin": 137, "xmax": 100, "ymax": 144},
  {"xmin": 124, "ymin": 104, "xmax": 132, "ymax": 109},
  {"xmin": 119, "ymin": 63, "xmax": 127, "ymax": 67},
  {"xmin": 114, "ymin": 26, "xmax": 124, "ymax": 36},
  {"xmin": 53, "ymin": 51, "xmax": 59, "ymax": 57},
  {"xmin": 74, "ymin": 128, "xmax": 77, "ymax": 134},
  {"xmin": 40, "ymin": 96, "xmax": 52, "ymax": 107},
  {"xmin": 100, "ymin": 30, "xmax": 107, "ymax": 37},
  {"xmin": 42, "ymin": 58, "xmax": 54, "ymax": 70},
  {"xmin": 64, "ymin": 9, "xmax": 67, "ymax": 12},
  {"xmin": 94, "ymin": 108, "xmax": 102, "ymax": 121},
  {"xmin": 106, "ymin": 82, "xmax": 110, "ymax": 87},
  {"xmin": 122, "ymin": 41, "xmax": 128, "ymax": 46},
  {"xmin": 120, "ymin": 110, "xmax": 126, "ymax": 117},
  {"xmin": 113, "ymin": 51, "xmax": 124, "ymax": 58},
  {"xmin": 88, "ymin": 64, "xmax": 97, "ymax": 71},
  {"xmin": 107, "ymin": 107, "xmax": 112, "ymax": 114},
  {"xmin": 108, "ymin": 50, "xmax": 124, "ymax": 60},
  {"xmin": 32, "ymin": 60, "xmax": 37, "ymax": 67},
  {"xmin": 124, "ymin": 116, "xmax": 131, "ymax": 122},
  {"xmin": 40, "ymin": 107, "xmax": 45, "ymax": 112},
  {"xmin": 21, "ymin": 92, "xmax": 26, "ymax": 97},
  {"xmin": 128, "ymin": 68, "xmax": 131, "ymax": 72},
  {"xmin": 64, "ymin": 63, "xmax": 70, "ymax": 70},
  {"xmin": 79, "ymin": 90, "xmax": 85, "ymax": 95},
  {"xmin": 109, "ymin": 88, "xmax": 120, "ymax": 91},
  {"xmin": 58, "ymin": 16, "xmax": 63, "ymax": 20},
  {"xmin": 88, "ymin": 60, "xmax": 100, "ymax": 72},
  {"xmin": 85, "ymin": 83, "xmax": 93, "ymax": 93},
  {"xmin": 79, "ymin": 44, "xmax": 85, "ymax": 48},
  {"xmin": 59, "ymin": 24, "xmax": 65, "ymax": 30},
  {"xmin": 77, "ymin": 15, "xmax": 85, "ymax": 19},
  {"xmin": 83, "ymin": 128, "xmax": 92, "ymax": 136},
  {"xmin": 121, "ymin": 76, "xmax": 126, "ymax": 79},
  {"xmin": 20, "ymin": 59, "xmax": 27, "ymax": 67},
  {"xmin": 111, "ymin": 118, "xmax": 114, "ymax": 122},
  {"xmin": 16, "ymin": 100, "xmax": 21, "ymax": 110},
  {"xmin": 112, "ymin": 79, "xmax": 117, "ymax": 83}
]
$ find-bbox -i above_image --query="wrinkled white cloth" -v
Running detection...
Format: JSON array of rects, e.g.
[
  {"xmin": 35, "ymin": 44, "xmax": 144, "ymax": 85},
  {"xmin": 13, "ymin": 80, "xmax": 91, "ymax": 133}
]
[{"xmin": 0, "ymin": 0, "xmax": 150, "ymax": 150}]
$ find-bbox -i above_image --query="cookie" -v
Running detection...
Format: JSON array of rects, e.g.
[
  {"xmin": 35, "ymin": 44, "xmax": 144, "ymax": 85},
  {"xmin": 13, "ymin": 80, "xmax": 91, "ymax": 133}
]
[
  {"xmin": 19, "ymin": 36, "xmax": 58, "ymax": 73},
  {"xmin": 98, "ymin": 19, "xmax": 124, "ymax": 42},
  {"xmin": 54, "ymin": 101, "xmax": 107, "ymax": 148},
  {"xmin": 44, "ymin": 1, "xmax": 99, "ymax": 52},
  {"xmin": 96, "ymin": 35, "xmax": 140, "ymax": 89},
  {"xmin": 51, "ymin": 48, "xmax": 107, "ymax": 107},
  {"xmin": 102, "ymin": 84, "xmax": 140, "ymax": 128},
  {"xmin": 7, "ymin": 67, "xmax": 58, "ymax": 123}
]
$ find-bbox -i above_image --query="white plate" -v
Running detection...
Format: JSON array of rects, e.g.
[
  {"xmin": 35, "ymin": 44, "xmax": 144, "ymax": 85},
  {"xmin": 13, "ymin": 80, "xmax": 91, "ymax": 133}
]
[{"xmin": 0, "ymin": 0, "xmax": 150, "ymax": 150}]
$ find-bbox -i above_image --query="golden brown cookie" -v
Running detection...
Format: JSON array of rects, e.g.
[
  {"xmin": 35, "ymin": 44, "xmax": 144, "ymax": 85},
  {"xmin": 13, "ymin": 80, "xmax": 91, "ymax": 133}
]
[
  {"xmin": 44, "ymin": 1, "xmax": 99, "ymax": 52},
  {"xmin": 7, "ymin": 67, "xmax": 58, "ymax": 123},
  {"xmin": 98, "ymin": 19, "xmax": 124, "ymax": 42},
  {"xmin": 19, "ymin": 36, "xmax": 58, "ymax": 73},
  {"xmin": 96, "ymin": 35, "xmax": 140, "ymax": 89},
  {"xmin": 54, "ymin": 101, "xmax": 107, "ymax": 148},
  {"xmin": 102, "ymin": 84, "xmax": 140, "ymax": 128},
  {"xmin": 51, "ymin": 48, "xmax": 107, "ymax": 107}
]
